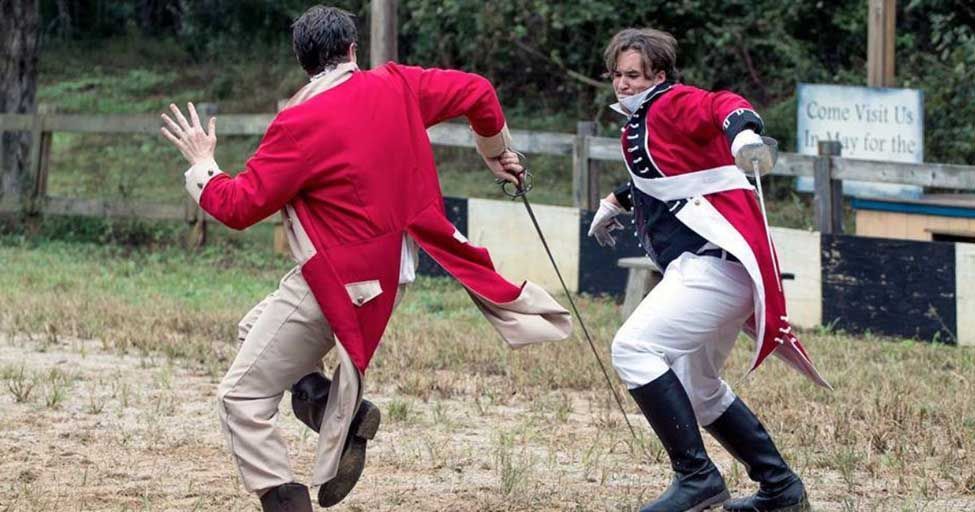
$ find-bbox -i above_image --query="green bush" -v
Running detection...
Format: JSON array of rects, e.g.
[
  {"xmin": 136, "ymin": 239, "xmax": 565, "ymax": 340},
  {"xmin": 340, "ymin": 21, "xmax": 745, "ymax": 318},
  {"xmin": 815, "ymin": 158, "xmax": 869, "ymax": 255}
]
[{"xmin": 37, "ymin": 0, "xmax": 975, "ymax": 165}]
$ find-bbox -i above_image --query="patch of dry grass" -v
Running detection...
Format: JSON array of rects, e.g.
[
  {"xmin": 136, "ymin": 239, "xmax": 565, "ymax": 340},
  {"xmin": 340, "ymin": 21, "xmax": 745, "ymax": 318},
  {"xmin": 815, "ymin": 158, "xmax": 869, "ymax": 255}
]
[
  {"xmin": 0, "ymin": 238, "xmax": 290, "ymax": 376},
  {"xmin": 1, "ymin": 239, "xmax": 973, "ymax": 510}
]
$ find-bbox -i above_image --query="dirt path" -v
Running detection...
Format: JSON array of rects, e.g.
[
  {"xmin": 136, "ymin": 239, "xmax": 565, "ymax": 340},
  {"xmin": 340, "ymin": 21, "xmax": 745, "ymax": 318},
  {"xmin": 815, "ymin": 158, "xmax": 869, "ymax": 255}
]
[{"xmin": 1, "ymin": 335, "xmax": 971, "ymax": 511}]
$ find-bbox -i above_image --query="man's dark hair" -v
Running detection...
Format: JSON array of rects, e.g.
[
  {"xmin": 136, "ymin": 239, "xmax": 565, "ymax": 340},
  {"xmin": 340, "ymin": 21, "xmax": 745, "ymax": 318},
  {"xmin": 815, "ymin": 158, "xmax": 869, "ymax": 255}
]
[
  {"xmin": 604, "ymin": 28, "xmax": 679, "ymax": 81},
  {"xmin": 292, "ymin": 5, "xmax": 358, "ymax": 76}
]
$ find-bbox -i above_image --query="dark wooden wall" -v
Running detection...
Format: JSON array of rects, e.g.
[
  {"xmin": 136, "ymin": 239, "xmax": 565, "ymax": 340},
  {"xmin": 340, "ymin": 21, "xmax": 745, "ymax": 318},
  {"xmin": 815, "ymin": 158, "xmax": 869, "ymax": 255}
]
[{"xmin": 822, "ymin": 235, "xmax": 957, "ymax": 344}]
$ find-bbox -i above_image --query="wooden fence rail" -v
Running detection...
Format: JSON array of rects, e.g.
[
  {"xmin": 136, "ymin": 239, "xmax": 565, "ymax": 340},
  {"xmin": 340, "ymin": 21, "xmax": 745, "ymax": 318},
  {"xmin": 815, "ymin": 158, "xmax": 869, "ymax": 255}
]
[{"xmin": 3, "ymin": 111, "xmax": 975, "ymax": 241}]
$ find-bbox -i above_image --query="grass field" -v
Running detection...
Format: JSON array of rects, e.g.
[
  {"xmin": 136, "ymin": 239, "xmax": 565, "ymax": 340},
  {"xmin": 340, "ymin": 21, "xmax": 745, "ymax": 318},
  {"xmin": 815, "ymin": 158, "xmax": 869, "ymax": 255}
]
[
  {"xmin": 0, "ymin": 37, "xmax": 954, "ymax": 511},
  {"xmin": 1, "ymin": 237, "xmax": 973, "ymax": 511}
]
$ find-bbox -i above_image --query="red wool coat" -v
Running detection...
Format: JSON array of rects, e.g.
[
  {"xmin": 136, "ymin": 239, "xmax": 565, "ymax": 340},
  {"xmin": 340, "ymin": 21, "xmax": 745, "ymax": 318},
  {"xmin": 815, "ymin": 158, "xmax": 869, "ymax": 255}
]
[
  {"xmin": 620, "ymin": 83, "xmax": 829, "ymax": 387},
  {"xmin": 186, "ymin": 62, "xmax": 571, "ymax": 372}
]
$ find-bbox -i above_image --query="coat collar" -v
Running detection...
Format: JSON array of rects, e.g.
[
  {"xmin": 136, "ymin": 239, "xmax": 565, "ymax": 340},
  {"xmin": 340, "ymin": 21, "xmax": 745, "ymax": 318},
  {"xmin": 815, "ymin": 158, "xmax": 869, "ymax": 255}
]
[
  {"xmin": 609, "ymin": 81, "xmax": 676, "ymax": 118},
  {"xmin": 283, "ymin": 61, "xmax": 359, "ymax": 110}
]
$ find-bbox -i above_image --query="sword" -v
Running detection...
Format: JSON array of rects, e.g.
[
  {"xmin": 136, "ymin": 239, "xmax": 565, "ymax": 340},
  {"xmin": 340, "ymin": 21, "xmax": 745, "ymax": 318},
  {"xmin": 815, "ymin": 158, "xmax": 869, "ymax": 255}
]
[
  {"xmin": 747, "ymin": 137, "xmax": 782, "ymax": 293},
  {"xmin": 497, "ymin": 157, "xmax": 649, "ymax": 457}
]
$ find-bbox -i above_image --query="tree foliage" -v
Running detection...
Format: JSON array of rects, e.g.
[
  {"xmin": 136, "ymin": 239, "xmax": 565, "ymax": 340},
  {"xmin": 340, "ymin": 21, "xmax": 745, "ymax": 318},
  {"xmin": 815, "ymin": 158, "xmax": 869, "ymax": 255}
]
[{"xmin": 33, "ymin": 0, "xmax": 975, "ymax": 164}]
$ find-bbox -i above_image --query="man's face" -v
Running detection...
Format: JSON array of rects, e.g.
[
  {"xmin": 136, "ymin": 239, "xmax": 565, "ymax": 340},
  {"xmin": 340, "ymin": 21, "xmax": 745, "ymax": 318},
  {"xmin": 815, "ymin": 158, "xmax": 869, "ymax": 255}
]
[{"xmin": 612, "ymin": 49, "xmax": 664, "ymax": 99}]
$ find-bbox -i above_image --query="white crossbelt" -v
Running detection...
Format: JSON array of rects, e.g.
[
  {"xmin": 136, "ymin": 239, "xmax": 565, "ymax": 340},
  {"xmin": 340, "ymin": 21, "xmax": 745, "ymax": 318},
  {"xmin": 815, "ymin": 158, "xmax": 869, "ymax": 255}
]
[{"xmin": 629, "ymin": 165, "xmax": 753, "ymax": 201}]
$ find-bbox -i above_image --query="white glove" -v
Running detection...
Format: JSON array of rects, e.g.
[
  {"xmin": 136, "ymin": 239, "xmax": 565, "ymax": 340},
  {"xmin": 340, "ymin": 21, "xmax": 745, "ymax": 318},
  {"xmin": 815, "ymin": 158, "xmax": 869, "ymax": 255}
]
[
  {"xmin": 587, "ymin": 199, "xmax": 625, "ymax": 247},
  {"xmin": 732, "ymin": 129, "xmax": 775, "ymax": 176}
]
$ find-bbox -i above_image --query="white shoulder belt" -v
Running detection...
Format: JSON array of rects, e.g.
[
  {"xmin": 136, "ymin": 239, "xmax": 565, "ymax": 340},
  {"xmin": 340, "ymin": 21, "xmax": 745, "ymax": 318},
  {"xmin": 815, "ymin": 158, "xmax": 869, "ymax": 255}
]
[{"xmin": 630, "ymin": 165, "xmax": 752, "ymax": 201}]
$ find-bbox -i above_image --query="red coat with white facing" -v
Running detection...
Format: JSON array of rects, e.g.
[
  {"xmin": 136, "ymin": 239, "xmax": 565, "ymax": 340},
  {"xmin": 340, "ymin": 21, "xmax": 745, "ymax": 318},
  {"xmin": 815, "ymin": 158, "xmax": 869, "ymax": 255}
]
[
  {"xmin": 618, "ymin": 82, "xmax": 829, "ymax": 387},
  {"xmin": 183, "ymin": 62, "xmax": 571, "ymax": 373}
]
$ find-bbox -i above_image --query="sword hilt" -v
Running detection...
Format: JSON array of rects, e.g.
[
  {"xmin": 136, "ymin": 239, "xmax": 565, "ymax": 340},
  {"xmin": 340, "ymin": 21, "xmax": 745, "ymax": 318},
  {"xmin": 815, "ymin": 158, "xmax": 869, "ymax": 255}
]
[
  {"xmin": 497, "ymin": 170, "xmax": 533, "ymax": 198},
  {"xmin": 494, "ymin": 149, "xmax": 533, "ymax": 198}
]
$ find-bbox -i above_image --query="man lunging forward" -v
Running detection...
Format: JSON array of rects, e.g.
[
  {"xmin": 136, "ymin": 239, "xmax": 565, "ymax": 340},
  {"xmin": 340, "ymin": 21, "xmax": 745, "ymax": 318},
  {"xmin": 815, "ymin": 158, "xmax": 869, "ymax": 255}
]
[{"xmin": 161, "ymin": 6, "xmax": 571, "ymax": 511}]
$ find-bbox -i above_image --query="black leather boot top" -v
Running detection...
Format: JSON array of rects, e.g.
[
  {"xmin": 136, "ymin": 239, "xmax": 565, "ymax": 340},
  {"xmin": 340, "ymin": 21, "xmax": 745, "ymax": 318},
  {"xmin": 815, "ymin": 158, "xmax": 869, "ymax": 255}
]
[
  {"xmin": 705, "ymin": 397, "xmax": 808, "ymax": 511},
  {"xmin": 629, "ymin": 369, "xmax": 729, "ymax": 512}
]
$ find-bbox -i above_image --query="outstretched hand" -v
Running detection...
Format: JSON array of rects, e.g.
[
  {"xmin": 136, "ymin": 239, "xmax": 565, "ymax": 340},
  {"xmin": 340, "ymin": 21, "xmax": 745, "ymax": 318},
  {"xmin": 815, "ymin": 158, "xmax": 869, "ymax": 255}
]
[{"xmin": 160, "ymin": 102, "xmax": 217, "ymax": 166}]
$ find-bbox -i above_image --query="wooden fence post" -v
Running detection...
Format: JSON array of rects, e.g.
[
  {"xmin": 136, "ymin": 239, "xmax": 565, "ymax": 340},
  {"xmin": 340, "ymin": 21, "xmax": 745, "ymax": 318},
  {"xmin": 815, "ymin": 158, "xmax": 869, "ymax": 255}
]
[
  {"xmin": 586, "ymin": 136, "xmax": 601, "ymax": 211},
  {"xmin": 27, "ymin": 112, "xmax": 44, "ymax": 215},
  {"xmin": 573, "ymin": 121, "xmax": 597, "ymax": 210},
  {"xmin": 370, "ymin": 0, "xmax": 398, "ymax": 69},
  {"xmin": 32, "ymin": 104, "xmax": 56, "ymax": 215},
  {"xmin": 867, "ymin": 0, "xmax": 896, "ymax": 87},
  {"xmin": 272, "ymin": 99, "xmax": 291, "ymax": 256},
  {"xmin": 814, "ymin": 140, "xmax": 843, "ymax": 234},
  {"xmin": 187, "ymin": 102, "xmax": 218, "ymax": 248}
]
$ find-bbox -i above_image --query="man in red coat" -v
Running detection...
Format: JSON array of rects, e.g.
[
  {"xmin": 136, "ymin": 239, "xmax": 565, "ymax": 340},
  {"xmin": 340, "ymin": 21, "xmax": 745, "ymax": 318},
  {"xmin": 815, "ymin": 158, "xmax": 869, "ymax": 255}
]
[
  {"xmin": 161, "ymin": 6, "xmax": 571, "ymax": 511},
  {"xmin": 588, "ymin": 28, "xmax": 828, "ymax": 512}
]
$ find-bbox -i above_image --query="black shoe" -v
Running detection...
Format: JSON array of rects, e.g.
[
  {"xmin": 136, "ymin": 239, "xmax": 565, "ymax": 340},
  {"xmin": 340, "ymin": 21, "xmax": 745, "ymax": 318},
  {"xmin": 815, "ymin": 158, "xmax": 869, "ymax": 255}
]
[
  {"xmin": 291, "ymin": 372, "xmax": 331, "ymax": 432},
  {"xmin": 630, "ymin": 369, "xmax": 730, "ymax": 512},
  {"xmin": 705, "ymin": 397, "xmax": 810, "ymax": 512},
  {"xmin": 259, "ymin": 483, "xmax": 313, "ymax": 512},
  {"xmin": 289, "ymin": 372, "xmax": 381, "ymax": 508},
  {"xmin": 316, "ymin": 401, "xmax": 381, "ymax": 507}
]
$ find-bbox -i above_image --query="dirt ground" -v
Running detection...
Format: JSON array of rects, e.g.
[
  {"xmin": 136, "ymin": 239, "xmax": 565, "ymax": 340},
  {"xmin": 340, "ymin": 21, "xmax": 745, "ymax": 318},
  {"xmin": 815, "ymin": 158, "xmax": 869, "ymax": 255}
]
[{"xmin": 1, "ymin": 334, "xmax": 972, "ymax": 512}]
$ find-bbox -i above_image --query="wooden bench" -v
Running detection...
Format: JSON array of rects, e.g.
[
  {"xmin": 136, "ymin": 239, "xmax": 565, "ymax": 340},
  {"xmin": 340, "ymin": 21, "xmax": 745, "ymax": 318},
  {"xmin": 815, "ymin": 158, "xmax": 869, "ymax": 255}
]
[{"xmin": 618, "ymin": 257, "xmax": 662, "ymax": 320}]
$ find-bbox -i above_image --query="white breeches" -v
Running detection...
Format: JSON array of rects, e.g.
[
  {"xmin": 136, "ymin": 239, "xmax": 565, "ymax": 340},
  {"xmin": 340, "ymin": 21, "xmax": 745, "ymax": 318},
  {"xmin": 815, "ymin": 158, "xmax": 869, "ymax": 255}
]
[{"xmin": 611, "ymin": 252, "xmax": 754, "ymax": 426}]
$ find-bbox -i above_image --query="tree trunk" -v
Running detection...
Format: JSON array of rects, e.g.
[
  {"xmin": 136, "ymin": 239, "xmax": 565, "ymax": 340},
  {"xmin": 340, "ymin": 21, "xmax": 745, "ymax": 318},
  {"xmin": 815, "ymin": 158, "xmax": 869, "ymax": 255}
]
[
  {"xmin": 138, "ymin": 0, "xmax": 167, "ymax": 36},
  {"xmin": 0, "ymin": 0, "xmax": 40, "ymax": 209},
  {"xmin": 56, "ymin": 0, "xmax": 73, "ymax": 39}
]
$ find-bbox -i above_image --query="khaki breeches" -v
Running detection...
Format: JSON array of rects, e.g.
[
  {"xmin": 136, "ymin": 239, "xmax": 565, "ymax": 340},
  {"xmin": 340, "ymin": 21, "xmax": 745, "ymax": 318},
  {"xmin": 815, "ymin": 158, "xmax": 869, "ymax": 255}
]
[{"xmin": 217, "ymin": 266, "xmax": 403, "ymax": 493}]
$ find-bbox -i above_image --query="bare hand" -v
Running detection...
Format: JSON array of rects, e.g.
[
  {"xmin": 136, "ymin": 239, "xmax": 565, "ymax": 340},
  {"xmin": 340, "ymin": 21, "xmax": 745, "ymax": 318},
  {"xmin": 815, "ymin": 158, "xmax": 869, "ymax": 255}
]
[
  {"xmin": 160, "ymin": 102, "xmax": 217, "ymax": 166},
  {"xmin": 485, "ymin": 150, "xmax": 524, "ymax": 185}
]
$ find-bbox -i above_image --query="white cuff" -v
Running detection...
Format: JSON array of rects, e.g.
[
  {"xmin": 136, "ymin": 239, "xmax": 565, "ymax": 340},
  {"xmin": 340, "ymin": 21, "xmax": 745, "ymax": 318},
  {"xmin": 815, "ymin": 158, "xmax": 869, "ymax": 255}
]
[
  {"xmin": 474, "ymin": 123, "xmax": 512, "ymax": 159},
  {"xmin": 731, "ymin": 129, "xmax": 763, "ymax": 158},
  {"xmin": 184, "ymin": 158, "xmax": 224, "ymax": 204}
]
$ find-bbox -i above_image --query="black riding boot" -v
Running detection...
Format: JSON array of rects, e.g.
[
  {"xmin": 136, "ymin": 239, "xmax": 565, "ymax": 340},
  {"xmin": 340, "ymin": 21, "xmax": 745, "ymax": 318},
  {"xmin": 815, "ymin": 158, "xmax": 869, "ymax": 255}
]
[
  {"xmin": 630, "ymin": 369, "xmax": 730, "ymax": 512},
  {"xmin": 290, "ymin": 372, "xmax": 381, "ymax": 508},
  {"xmin": 259, "ymin": 483, "xmax": 313, "ymax": 512},
  {"xmin": 704, "ymin": 397, "xmax": 810, "ymax": 512}
]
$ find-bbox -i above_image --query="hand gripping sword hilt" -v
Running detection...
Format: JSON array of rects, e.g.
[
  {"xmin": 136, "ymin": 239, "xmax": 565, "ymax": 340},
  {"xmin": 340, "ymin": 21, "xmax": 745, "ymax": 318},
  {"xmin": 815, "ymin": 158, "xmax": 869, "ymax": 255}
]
[{"xmin": 495, "ymin": 149, "xmax": 534, "ymax": 198}]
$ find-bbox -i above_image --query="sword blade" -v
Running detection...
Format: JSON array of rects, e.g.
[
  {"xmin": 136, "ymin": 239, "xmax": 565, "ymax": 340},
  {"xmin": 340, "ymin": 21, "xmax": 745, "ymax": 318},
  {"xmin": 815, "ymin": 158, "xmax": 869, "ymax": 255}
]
[
  {"xmin": 752, "ymin": 158, "xmax": 782, "ymax": 293},
  {"xmin": 516, "ymin": 193, "xmax": 649, "ymax": 457}
]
